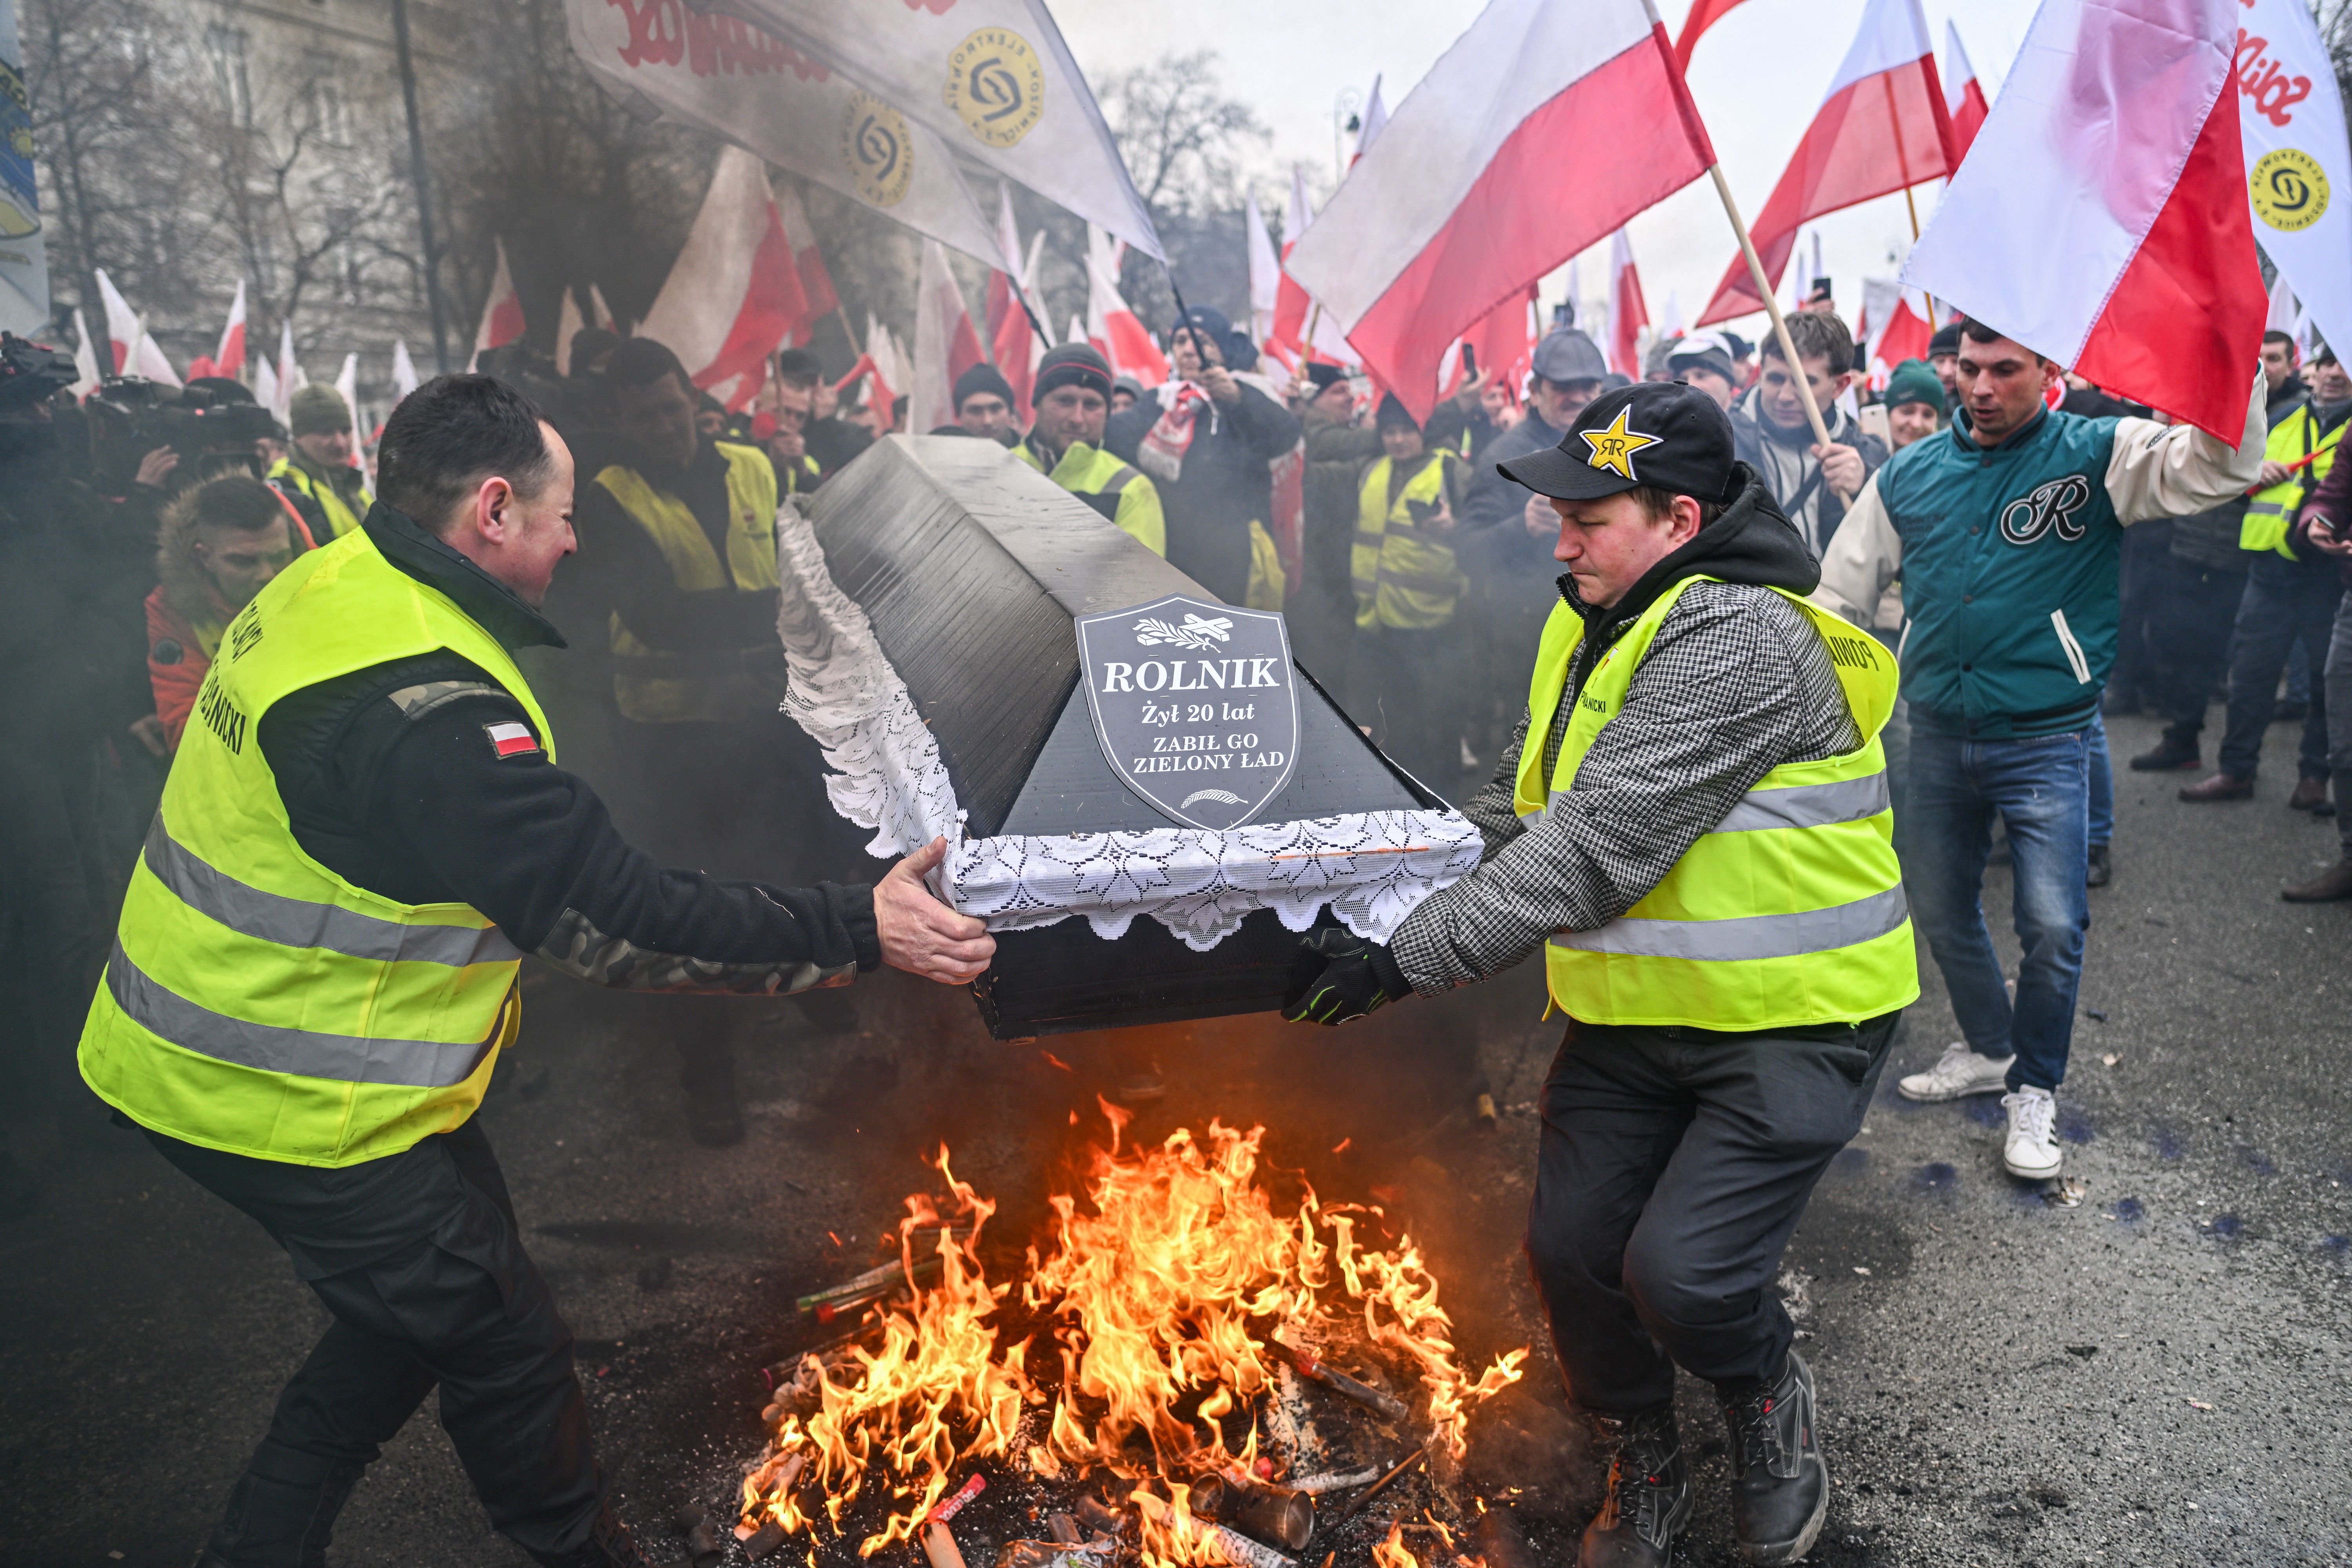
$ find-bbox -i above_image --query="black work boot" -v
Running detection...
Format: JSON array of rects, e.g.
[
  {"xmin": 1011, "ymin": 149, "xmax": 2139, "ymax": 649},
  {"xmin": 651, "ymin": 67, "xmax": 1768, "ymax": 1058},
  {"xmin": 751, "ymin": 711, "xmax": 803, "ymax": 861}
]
[
  {"xmin": 1578, "ymin": 1402, "xmax": 1691, "ymax": 1567},
  {"xmin": 1720, "ymin": 1351, "xmax": 1829, "ymax": 1566},
  {"xmin": 196, "ymin": 1445, "xmax": 367, "ymax": 1567}
]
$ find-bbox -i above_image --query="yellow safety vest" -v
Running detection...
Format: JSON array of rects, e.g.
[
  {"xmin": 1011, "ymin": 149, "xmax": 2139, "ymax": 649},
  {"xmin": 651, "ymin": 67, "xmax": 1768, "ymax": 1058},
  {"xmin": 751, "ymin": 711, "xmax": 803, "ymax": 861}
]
[
  {"xmin": 1354, "ymin": 452, "xmax": 1467, "ymax": 631},
  {"xmin": 593, "ymin": 441, "xmax": 781, "ymax": 724},
  {"xmin": 80, "ymin": 526, "xmax": 550, "ymax": 1167},
  {"xmin": 269, "ymin": 456, "xmax": 372, "ymax": 542},
  {"xmin": 1517, "ymin": 576, "xmax": 1918, "ymax": 1029},
  {"xmin": 1014, "ymin": 437, "xmax": 1167, "ymax": 556},
  {"xmin": 2241, "ymin": 402, "xmax": 2343, "ymax": 558}
]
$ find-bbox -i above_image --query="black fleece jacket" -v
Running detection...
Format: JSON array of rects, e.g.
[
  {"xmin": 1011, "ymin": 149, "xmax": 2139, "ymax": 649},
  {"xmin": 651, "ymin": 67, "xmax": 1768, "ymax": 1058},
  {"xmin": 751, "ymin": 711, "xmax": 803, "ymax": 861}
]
[{"xmin": 256, "ymin": 504, "xmax": 878, "ymax": 993}]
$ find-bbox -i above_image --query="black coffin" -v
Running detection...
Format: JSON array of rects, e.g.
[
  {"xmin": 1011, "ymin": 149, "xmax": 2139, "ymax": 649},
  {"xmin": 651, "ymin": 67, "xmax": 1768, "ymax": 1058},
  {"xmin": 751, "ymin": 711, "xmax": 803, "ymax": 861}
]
[{"xmin": 802, "ymin": 436, "xmax": 1444, "ymax": 1039}]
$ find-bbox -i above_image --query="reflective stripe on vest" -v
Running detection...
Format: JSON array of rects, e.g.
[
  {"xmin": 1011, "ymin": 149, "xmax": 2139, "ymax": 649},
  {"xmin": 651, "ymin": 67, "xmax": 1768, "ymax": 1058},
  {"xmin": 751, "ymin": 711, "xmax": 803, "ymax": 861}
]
[
  {"xmin": 78, "ymin": 524, "xmax": 551, "ymax": 1167},
  {"xmin": 268, "ymin": 457, "xmax": 370, "ymax": 541},
  {"xmin": 595, "ymin": 442, "xmax": 781, "ymax": 724},
  {"xmin": 1353, "ymin": 452, "xmax": 1465, "ymax": 631},
  {"xmin": 103, "ymin": 939, "xmax": 513, "ymax": 1088},
  {"xmin": 1515, "ymin": 576, "xmax": 1918, "ymax": 1030},
  {"xmin": 2242, "ymin": 405, "xmax": 2341, "ymax": 557},
  {"xmin": 1016, "ymin": 438, "xmax": 1167, "ymax": 556}
]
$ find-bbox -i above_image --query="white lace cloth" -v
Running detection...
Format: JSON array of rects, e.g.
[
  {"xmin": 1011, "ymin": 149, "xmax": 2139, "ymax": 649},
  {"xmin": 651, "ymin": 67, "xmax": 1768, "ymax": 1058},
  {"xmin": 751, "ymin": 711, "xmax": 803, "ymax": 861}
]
[{"xmin": 773, "ymin": 505, "xmax": 1483, "ymax": 951}]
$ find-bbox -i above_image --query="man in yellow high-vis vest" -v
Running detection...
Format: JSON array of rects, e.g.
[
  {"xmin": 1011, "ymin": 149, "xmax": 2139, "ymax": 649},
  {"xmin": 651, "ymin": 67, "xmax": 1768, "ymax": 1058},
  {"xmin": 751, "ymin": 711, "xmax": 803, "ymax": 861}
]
[
  {"xmin": 565, "ymin": 337, "xmax": 864, "ymax": 1147},
  {"xmin": 82, "ymin": 373, "xmax": 993, "ymax": 1568},
  {"xmin": 267, "ymin": 382, "xmax": 373, "ymax": 541},
  {"xmin": 1283, "ymin": 383, "xmax": 1915, "ymax": 1568}
]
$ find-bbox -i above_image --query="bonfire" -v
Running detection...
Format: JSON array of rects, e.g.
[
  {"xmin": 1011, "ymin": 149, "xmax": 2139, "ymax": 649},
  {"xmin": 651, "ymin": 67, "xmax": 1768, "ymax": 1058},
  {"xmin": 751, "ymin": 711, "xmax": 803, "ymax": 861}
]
[{"xmin": 720, "ymin": 1101, "xmax": 1527, "ymax": 1568}]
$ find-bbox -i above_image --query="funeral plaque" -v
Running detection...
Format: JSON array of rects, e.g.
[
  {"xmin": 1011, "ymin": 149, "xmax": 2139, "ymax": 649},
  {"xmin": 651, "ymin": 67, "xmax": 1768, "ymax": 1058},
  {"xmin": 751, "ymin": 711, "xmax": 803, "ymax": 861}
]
[{"xmin": 1074, "ymin": 593, "xmax": 1301, "ymax": 831}]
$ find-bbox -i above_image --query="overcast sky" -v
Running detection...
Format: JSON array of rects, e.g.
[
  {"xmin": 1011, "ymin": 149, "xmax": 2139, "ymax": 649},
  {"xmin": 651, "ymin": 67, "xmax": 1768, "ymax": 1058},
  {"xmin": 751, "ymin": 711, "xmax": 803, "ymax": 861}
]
[{"xmin": 1053, "ymin": 0, "xmax": 2049, "ymax": 343}]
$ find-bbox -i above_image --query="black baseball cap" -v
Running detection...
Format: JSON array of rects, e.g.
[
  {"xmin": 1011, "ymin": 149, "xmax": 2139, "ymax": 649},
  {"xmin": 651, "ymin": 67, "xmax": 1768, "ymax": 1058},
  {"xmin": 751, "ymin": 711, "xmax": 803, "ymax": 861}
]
[{"xmin": 1496, "ymin": 381, "xmax": 1737, "ymax": 504}]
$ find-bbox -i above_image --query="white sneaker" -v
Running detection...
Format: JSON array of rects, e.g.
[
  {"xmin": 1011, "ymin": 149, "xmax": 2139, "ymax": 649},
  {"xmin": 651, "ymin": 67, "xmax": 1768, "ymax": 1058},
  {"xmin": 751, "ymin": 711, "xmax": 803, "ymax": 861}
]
[
  {"xmin": 2002, "ymin": 1087, "xmax": 2062, "ymax": 1180},
  {"xmin": 1897, "ymin": 1041, "xmax": 2017, "ymax": 1102}
]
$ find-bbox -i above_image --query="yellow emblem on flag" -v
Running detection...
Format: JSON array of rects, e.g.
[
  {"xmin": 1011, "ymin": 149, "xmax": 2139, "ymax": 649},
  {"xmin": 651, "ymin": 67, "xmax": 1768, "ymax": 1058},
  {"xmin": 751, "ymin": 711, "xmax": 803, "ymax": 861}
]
[
  {"xmin": 944, "ymin": 28, "xmax": 1045, "ymax": 149},
  {"xmin": 1579, "ymin": 407, "xmax": 1661, "ymax": 481},
  {"xmin": 842, "ymin": 92, "xmax": 914, "ymax": 208},
  {"xmin": 2250, "ymin": 149, "xmax": 2329, "ymax": 233}
]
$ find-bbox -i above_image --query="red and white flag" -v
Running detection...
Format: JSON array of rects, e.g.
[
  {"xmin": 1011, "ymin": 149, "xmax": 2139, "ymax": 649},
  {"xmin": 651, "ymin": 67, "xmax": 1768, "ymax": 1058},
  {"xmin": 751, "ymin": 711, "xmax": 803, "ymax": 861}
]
[
  {"xmin": 639, "ymin": 148, "xmax": 809, "ymax": 410},
  {"xmin": 1269, "ymin": 167, "xmax": 1355, "ymax": 367},
  {"xmin": 554, "ymin": 288, "xmax": 585, "ymax": 376},
  {"xmin": 1085, "ymin": 225, "xmax": 1167, "ymax": 388},
  {"xmin": 773, "ymin": 178, "xmax": 837, "ymax": 328},
  {"xmin": 1904, "ymin": 0, "xmax": 2264, "ymax": 440},
  {"xmin": 1607, "ymin": 229, "xmax": 1648, "ymax": 378},
  {"xmin": 909, "ymin": 238, "xmax": 985, "ymax": 434},
  {"xmin": 470, "ymin": 238, "xmax": 526, "ymax": 369},
  {"xmin": 1942, "ymin": 20, "xmax": 1989, "ymax": 158},
  {"xmin": 1859, "ymin": 277, "xmax": 1934, "ymax": 386},
  {"xmin": 1245, "ymin": 191, "xmax": 1281, "ymax": 348},
  {"xmin": 1285, "ymin": 0, "xmax": 1713, "ymax": 421},
  {"xmin": 1353, "ymin": 76, "xmax": 1388, "ymax": 163},
  {"xmin": 986, "ymin": 185, "xmax": 1038, "ymax": 421},
  {"xmin": 214, "ymin": 281, "xmax": 248, "ymax": 381},
  {"xmin": 1674, "ymin": 0, "xmax": 1752, "ymax": 70},
  {"xmin": 1461, "ymin": 285, "xmax": 1537, "ymax": 396},
  {"xmin": 94, "ymin": 268, "xmax": 138, "ymax": 375},
  {"xmin": 1698, "ymin": 0, "xmax": 1956, "ymax": 326},
  {"xmin": 69, "ymin": 309, "xmax": 100, "ymax": 399}
]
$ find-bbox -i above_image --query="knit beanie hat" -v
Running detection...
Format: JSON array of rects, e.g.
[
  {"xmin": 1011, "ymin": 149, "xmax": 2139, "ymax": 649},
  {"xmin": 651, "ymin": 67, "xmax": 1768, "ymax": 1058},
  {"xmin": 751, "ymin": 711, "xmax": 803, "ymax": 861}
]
[
  {"xmin": 289, "ymin": 382, "xmax": 351, "ymax": 438},
  {"xmin": 1885, "ymin": 358, "xmax": 1946, "ymax": 416},
  {"xmin": 953, "ymin": 362, "xmax": 1016, "ymax": 412},
  {"xmin": 1033, "ymin": 343, "xmax": 1113, "ymax": 402}
]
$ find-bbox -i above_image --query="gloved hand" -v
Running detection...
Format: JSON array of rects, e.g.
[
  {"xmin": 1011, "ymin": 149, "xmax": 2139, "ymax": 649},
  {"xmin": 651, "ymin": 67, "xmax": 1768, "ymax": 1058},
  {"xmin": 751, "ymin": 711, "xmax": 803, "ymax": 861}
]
[{"xmin": 1281, "ymin": 928, "xmax": 1412, "ymax": 1025}]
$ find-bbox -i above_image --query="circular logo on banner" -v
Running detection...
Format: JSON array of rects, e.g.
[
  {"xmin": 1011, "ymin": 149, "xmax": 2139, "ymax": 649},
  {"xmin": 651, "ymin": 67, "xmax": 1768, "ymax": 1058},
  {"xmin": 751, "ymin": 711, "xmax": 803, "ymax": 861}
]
[
  {"xmin": 944, "ymin": 28, "xmax": 1045, "ymax": 148},
  {"xmin": 2250, "ymin": 148, "xmax": 2330, "ymax": 232},
  {"xmin": 842, "ymin": 92, "xmax": 913, "ymax": 208}
]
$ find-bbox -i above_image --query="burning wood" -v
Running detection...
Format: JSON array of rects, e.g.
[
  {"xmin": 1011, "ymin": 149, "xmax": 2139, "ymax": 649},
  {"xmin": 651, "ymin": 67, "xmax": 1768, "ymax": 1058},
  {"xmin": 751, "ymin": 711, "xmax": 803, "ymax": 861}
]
[{"xmin": 733, "ymin": 1108, "xmax": 1528, "ymax": 1566}]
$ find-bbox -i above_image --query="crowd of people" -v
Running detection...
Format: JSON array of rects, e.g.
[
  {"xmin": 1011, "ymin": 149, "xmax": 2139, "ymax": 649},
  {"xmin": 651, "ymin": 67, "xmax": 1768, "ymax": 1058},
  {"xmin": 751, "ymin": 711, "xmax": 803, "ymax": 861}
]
[{"xmin": 0, "ymin": 279, "xmax": 2337, "ymax": 1209}]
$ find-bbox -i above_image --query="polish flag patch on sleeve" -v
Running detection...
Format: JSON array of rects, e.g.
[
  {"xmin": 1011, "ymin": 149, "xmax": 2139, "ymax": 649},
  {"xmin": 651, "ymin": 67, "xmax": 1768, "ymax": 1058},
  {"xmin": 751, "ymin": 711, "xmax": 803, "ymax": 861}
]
[{"xmin": 484, "ymin": 720, "xmax": 541, "ymax": 759}]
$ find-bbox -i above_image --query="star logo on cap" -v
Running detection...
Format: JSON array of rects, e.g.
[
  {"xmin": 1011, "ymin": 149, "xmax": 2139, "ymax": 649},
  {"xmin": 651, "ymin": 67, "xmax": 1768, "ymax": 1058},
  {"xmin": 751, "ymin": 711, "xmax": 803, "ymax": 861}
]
[{"xmin": 1580, "ymin": 407, "xmax": 1661, "ymax": 481}]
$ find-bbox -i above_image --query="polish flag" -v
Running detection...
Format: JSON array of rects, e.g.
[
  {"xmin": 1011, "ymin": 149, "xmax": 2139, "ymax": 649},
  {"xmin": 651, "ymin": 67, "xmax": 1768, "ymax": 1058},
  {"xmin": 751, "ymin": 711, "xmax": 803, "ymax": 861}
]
[
  {"xmin": 774, "ymin": 179, "xmax": 837, "ymax": 327},
  {"xmin": 2266, "ymin": 273, "xmax": 2298, "ymax": 335},
  {"xmin": 1245, "ymin": 191, "xmax": 1281, "ymax": 348},
  {"xmin": 94, "ymin": 268, "xmax": 139, "ymax": 375},
  {"xmin": 1462, "ymin": 284, "xmax": 1537, "ymax": 395},
  {"xmin": 392, "ymin": 339, "xmax": 419, "ymax": 401},
  {"xmin": 1904, "ymin": 0, "xmax": 2265, "ymax": 441},
  {"xmin": 470, "ymin": 238, "xmax": 526, "ymax": 369},
  {"xmin": 1674, "ymin": 0, "xmax": 1752, "ymax": 70},
  {"xmin": 214, "ymin": 281, "xmax": 248, "ymax": 381},
  {"xmin": 554, "ymin": 287, "xmax": 585, "ymax": 376},
  {"xmin": 1353, "ymin": 76, "xmax": 1389, "ymax": 163},
  {"xmin": 1859, "ymin": 278, "xmax": 1934, "ymax": 385},
  {"xmin": 276, "ymin": 319, "xmax": 304, "ymax": 412},
  {"xmin": 1086, "ymin": 225, "xmax": 1167, "ymax": 388},
  {"xmin": 1270, "ymin": 167, "xmax": 1313, "ymax": 354},
  {"xmin": 910, "ymin": 238, "xmax": 986, "ymax": 434},
  {"xmin": 1606, "ymin": 230, "xmax": 1648, "ymax": 378},
  {"xmin": 639, "ymin": 148, "xmax": 811, "ymax": 410},
  {"xmin": 986, "ymin": 186, "xmax": 1038, "ymax": 421},
  {"xmin": 1942, "ymin": 20, "xmax": 1989, "ymax": 158},
  {"xmin": 1697, "ymin": 0, "xmax": 1957, "ymax": 327},
  {"xmin": 1284, "ymin": 0, "xmax": 1714, "ymax": 421},
  {"xmin": 69, "ymin": 309, "xmax": 101, "ymax": 399}
]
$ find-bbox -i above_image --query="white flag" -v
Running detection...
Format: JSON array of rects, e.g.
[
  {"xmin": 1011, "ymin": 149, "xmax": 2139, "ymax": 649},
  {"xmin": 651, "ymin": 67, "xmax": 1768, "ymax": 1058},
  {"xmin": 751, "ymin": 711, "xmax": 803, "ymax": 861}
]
[
  {"xmin": 334, "ymin": 352, "xmax": 364, "ymax": 457},
  {"xmin": 708, "ymin": 0, "xmax": 1159, "ymax": 260},
  {"xmin": 391, "ymin": 339, "xmax": 419, "ymax": 400},
  {"xmin": 2238, "ymin": 0, "xmax": 2352, "ymax": 362},
  {"xmin": 565, "ymin": 0, "xmax": 1005, "ymax": 269},
  {"xmin": 68, "ymin": 307, "xmax": 100, "ymax": 398},
  {"xmin": 94, "ymin": 267, "xmax": 139, "ymax": 375},
  {"xmin": 134, "ymin": 332, "xmax": 180, "ymax": 388},
  {"xmin": 1245, "ymin": 192, "xmax": 1280, "ymax": 346},
  {"xmin": 555, "ymin": 288, "xmax": 585, "ymax": 376}
]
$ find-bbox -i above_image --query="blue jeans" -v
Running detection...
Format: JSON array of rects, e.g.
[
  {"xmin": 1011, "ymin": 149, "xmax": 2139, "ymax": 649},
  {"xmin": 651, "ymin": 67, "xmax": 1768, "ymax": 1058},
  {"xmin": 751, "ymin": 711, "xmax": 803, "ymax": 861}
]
[
  {"xmin": 2087, "ymin": 708, "xmax": 2113, "ymax": 849},
  {"xmin": 1904, "ymin": 727, "xmax": 2091, "ymax": 1093}
]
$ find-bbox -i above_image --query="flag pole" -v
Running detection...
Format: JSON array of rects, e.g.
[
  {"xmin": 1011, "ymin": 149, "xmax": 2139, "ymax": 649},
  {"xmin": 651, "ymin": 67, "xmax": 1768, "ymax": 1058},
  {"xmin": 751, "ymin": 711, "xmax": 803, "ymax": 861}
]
[
  {"xmin": 1705, "ymin": 162, "xmax": 1833, "ymax": 450},
  {"xmin": 1899, "ymin": 185, "xmax": 1943, "ymax": 334},
  {"xmin": 835, "ymin": 306, "xmax": 864, "ymax": 359}
]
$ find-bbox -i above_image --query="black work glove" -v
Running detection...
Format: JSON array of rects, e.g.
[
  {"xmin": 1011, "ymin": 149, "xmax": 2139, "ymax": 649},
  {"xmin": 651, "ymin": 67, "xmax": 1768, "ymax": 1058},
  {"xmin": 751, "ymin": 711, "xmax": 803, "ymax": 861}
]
[{"xmin": 1281, "ymin": 928, "xmax": 1413, "ymax": 1025}]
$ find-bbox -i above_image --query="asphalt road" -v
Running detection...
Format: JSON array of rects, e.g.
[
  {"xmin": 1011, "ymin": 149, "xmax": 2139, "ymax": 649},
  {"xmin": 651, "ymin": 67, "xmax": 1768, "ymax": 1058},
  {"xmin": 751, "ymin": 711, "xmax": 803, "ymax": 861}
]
[{"xmin": 3, "ymin": 707, "xmax": 2348, "ymax": 1567}]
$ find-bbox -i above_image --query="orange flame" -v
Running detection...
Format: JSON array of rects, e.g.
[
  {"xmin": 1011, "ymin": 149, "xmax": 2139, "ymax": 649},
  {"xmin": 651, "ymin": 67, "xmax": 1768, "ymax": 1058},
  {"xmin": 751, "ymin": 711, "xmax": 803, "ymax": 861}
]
[{"xmin": 741, "ymin": 1114, "xmax": 1525, "ymax": 1564}]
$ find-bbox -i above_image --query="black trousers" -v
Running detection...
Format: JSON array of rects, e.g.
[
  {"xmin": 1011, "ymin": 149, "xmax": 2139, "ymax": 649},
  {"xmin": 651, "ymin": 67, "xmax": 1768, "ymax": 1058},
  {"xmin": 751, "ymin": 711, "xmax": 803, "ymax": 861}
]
[
  {"xmin": 1524, "ymin": 1011, "xmax": 1899, "ymax": 1414},
  {"xmin": 145, "ymin": 1118, "xmax": 601, "ymax": 1565},
  {"xmin": 1357, "ymin": 622, "xmax": 1469, "ymax": 803},
  {"xmin": 2152, "ymin": 558, "xmax": 2249, "ymax": 745}
]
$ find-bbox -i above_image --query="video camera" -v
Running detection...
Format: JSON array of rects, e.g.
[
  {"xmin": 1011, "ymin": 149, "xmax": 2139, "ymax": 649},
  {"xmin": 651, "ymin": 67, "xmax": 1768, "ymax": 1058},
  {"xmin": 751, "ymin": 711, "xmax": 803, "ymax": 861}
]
[
  {"xmin": 86, "ymin": 376, "xmax": 285, "ymax": 484},
  {"xmin": 0, "ymin": 332, "xmax": 79, "ymax": 414}
]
